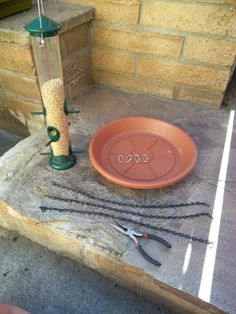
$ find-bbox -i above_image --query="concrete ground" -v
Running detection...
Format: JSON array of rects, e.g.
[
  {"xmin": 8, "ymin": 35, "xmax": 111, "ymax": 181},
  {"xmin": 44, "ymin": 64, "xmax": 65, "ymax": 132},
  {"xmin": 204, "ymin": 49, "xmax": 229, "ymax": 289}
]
[
  {"xmin": 0, "ymin": 86, "xmax": 236, "ymax": 314},
  {"xmin": 0, "ymin": 127, "xmax": 169, "ymax": 314},
  {"xmin": 0, "ymin": 226, "xmax": 166, "ymax": 314}
]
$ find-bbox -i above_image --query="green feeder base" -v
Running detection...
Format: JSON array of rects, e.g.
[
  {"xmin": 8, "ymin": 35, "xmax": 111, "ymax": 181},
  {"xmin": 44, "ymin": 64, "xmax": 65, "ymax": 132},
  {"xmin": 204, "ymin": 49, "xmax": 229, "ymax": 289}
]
[{"xmin": 49, "ymin": 154, "xmax": 76, "ymax": 170}]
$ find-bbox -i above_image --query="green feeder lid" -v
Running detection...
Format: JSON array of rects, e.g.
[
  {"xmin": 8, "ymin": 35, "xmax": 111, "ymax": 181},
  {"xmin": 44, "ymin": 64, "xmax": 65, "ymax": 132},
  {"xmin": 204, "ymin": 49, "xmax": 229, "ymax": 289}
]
[{"xmin": 24, "ymin": 15, "xmax": 61, "ymax": 38}]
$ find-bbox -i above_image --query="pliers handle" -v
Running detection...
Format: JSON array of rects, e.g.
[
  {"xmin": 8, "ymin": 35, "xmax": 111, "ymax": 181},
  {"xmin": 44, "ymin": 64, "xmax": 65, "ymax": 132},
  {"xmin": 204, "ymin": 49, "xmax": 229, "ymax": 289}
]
[
  {"xmin": 111, "ymin": 222, "xmax": 171, "ymax": 266},
  {"xmin": 136, "ymin": 233, "xmax": 171, "ymax": 266}
]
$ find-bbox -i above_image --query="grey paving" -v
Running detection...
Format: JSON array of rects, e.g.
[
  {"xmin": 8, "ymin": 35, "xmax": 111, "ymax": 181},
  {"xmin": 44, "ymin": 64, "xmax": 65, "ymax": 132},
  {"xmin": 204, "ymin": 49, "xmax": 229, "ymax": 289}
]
[{"xmin": 0, "ymin": 226, "xmax": 166, "ymax": 314}]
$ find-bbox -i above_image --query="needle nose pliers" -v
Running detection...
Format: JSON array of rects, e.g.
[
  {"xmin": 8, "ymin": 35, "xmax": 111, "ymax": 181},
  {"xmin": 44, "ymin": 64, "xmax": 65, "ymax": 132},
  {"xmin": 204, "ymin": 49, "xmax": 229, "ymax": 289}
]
[{"xmin": 111, "ymin": 221, "xmax": 171, "ymax": 266}]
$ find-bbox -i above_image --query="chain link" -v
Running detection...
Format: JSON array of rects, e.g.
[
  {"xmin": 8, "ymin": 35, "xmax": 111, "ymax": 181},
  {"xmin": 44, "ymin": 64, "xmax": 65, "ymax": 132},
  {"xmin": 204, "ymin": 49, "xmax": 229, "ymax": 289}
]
[
  {"xmin": 39, "ymin": 205, "xmax": 211, "ymax": 245},
  {"xmin": 43, "ymin": 182, "xmax": 212, "ymax": 245},
  {"xmin": 53, "ymin": 182, "xmax": 209, "ymax": 209},
  {"xmin": 46, "ymin": 195, "xmax": 212, "ymax": 220}
]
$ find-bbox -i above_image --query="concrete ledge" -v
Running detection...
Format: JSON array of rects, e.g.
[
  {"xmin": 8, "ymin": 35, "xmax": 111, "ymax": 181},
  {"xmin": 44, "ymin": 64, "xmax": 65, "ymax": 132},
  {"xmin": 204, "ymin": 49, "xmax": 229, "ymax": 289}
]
[
  {"xmin": 0, "ymin": 2, "xmax": 94, "ymax": 45},
  {"xmin": 0, "ymin": 200, "xmax": 224, "ymax": 314},
  {"xmin": 1, "ymin": 87, "xmax": 235, "ymax": 314}
]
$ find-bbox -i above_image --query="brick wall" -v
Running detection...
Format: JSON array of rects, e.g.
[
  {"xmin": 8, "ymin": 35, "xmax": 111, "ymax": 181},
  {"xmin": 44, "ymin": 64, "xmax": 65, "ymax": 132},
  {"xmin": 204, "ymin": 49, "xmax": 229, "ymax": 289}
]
[
  {"xmin": 1, "ymin": 0, "xmax": 235, "ymax": 135},
  {"xmin": 50, "ymin": 0, "xmax": 236, "ymax": 109},
  {"xmin": 0, "ymin": 33, "xmax": 42, "ymax": 132}
]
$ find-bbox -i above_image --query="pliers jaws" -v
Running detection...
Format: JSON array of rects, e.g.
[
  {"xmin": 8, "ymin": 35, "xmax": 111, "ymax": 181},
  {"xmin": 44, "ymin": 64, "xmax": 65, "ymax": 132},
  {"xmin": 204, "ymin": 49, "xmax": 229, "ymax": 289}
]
[{"xmin": 111, "ymin": 221, "xmax": 171, "ymax": 266}]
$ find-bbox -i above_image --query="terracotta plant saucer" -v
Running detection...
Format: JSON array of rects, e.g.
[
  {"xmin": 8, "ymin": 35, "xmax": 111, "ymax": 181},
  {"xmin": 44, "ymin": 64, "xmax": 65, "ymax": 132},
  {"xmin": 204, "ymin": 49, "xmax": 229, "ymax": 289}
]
[
  {"xmin": 89, "ymin": 117, "xmax": 197, "ymax": 189},
  {"xmin": 0, "ymin": 304, "xmax": 29, "ymax": 314}
]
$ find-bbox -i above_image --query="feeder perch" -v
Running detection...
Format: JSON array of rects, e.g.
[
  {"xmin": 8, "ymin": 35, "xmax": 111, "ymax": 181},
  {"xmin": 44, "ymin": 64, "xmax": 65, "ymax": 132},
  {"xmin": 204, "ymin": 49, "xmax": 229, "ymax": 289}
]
[{"xmin": 25, "ymin": 15, "xmax": 76, "ymax": 170}]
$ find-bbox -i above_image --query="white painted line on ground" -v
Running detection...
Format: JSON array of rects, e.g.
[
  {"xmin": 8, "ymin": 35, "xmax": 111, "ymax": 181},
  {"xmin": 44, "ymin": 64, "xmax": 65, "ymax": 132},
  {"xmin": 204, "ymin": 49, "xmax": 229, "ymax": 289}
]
[
  {"xmin": 198, "ymin": 110, "xmax": 235, "ymax": 302},
  {"xmin": 182, "ymin": 241, "xmax": 192, "ymax": 275}
]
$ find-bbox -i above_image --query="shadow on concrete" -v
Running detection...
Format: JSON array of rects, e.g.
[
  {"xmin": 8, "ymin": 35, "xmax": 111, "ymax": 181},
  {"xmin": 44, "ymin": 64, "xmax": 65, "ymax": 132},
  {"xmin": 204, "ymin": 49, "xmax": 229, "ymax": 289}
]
[{"xmin": 0, "ymin": 108, "xmax": 30, "ymax": 137}]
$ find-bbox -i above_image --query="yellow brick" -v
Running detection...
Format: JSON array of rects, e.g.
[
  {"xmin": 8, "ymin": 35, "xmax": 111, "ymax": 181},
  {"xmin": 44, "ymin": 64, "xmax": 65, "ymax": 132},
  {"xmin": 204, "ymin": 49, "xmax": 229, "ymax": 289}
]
[
  {"xmin": 27, "ymin": 119, "xmax": 44, "ymax": 134},
  {"xmin": 96, "ymin": 0, "xmax": 140, "ymax": 24},
  {"xmin": 197, "ymin": 0, "xmax": 236, "ymax": 4},
  {"xmin": 0, "ymin": 43, "xmax": 35, "ymax": 74},
  {"xmin": 0, "ymin": 30, "xmax": 30, "ymax": 46},
  {"xmin": 175, "ymin": 86, "xmax": 224, "ymax": 109},
  {"xmin": 92, "ymin": 48, "xmax": 135, "ymax": 74},
  {"xmin": 185, "ymin": 36, "xmax": 236, "ymax": 66},
  {"xmin": 5, "ymin": 96, "xmax": 42, "ymax": 119},
  {"xmin": 137, "ymin": 56, "xmax": 230, "ymax": 92},
  {"xmin": 51, "ymin": 0, "xmax": 140, "ymax": 24},
  {"xmin": 67, "ymin": 71, "xmax": 92, "ymax": 99},
  {"xmin": 142, "ymin": 0, "xmax": 236, "ymax": 36},
  {"xmin": 5, "ymin": 109, "xmax": 44, "ymax": 133},
  {"xmin": 94, "ymin": 27, "xmax": 183, "ymax": 58},
  {"xmin": 0, "ymin": 82, "xmax": 5, "ymax": 98},
  {"xmin": 60, "ymin": 24, "xmax": 90, "ymax": 59},
  {"xmin": 63, "ymin": 48, "xmax": 91, "ymax": 84},
  {"xmin": 0, "ymin": 71, "xmax": 40, "ymax": 100},
  {"xmin": 93, "ymin": 70, "xmax": 174, "ymax": 98}
]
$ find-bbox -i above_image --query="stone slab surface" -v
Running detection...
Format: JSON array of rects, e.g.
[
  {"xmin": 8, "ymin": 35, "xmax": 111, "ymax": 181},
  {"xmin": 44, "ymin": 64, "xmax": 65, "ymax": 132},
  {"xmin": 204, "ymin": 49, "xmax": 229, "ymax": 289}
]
[{"xmin": 0, "ymin": 86, "xmax": 236, "ymax": 313}]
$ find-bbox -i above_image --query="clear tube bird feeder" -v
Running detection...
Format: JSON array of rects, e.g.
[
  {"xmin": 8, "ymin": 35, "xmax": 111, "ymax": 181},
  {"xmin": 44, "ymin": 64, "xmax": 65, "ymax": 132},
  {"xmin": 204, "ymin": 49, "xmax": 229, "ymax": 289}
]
[{"xmin": 25, "ymin": 14, "xmax": 76, "ymax": 170}]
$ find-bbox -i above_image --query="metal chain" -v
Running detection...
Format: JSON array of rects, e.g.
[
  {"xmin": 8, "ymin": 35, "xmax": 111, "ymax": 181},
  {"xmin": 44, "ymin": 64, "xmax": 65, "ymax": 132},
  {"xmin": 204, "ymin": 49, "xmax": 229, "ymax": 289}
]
[
  {"xmin": 45, "ymin": 195, "xmax": 212, "ymax": 220},
  {"xmin": 52, "ymin": 182, "xmax": 209, "ymax": 209},
  {"xmin": 45, "ymin": 182, "xmax": 212, "ymax": 244},
  {"xmin": 39, "ymin": 205, "xmax": 211, "ymax": 245}
]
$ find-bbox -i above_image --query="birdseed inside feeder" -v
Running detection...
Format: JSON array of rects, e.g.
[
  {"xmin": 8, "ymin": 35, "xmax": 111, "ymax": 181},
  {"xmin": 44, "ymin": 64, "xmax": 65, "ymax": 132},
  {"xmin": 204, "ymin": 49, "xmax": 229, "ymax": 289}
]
[{"xmin": 25, "ymin": 11, "xmax": 76, "ymax": 170}]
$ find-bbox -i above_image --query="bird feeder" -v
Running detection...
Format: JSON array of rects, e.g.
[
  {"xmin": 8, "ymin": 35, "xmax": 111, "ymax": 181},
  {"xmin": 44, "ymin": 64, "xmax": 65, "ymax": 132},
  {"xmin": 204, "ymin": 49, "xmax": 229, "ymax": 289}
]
[{"xmin": 25, "ymin": 15, "xmax": 78, "ymax": 170}]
